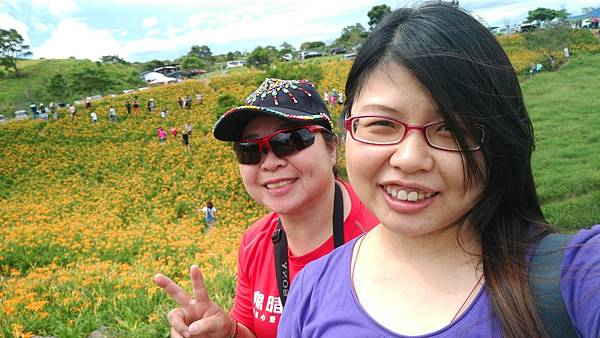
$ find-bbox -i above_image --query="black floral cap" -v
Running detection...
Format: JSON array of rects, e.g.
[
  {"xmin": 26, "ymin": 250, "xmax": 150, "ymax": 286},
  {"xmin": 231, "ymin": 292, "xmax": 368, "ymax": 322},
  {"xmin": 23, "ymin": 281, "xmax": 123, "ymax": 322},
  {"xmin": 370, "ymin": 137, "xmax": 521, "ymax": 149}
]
[{"xmin": 213, "ymin": 78, "xmax": 333, "ymax": 141}]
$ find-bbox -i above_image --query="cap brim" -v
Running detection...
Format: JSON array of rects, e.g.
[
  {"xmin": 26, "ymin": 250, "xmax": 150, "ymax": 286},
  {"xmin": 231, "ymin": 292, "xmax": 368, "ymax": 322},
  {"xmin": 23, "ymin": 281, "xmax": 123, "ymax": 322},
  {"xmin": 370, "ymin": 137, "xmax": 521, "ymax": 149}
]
[{"xmin": 213, "ymin": 105, "xmax": 331, "ymax": 141}]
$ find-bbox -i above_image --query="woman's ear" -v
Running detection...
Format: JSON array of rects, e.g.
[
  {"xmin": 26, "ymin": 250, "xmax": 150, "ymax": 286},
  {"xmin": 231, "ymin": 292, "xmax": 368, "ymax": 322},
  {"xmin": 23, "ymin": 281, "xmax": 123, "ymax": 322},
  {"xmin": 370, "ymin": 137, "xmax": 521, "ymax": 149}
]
[{"xmin": 330, "ymin": 135, "xmax": 339, "ymax": 167}]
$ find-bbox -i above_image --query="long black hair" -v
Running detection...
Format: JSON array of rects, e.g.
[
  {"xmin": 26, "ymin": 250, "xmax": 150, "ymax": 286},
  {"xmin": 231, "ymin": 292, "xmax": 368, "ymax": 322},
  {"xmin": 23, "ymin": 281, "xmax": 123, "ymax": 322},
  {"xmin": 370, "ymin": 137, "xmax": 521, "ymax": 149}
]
[{"xmin": 343, "ymin": 2, "xmax": 554, "ymax": 337}]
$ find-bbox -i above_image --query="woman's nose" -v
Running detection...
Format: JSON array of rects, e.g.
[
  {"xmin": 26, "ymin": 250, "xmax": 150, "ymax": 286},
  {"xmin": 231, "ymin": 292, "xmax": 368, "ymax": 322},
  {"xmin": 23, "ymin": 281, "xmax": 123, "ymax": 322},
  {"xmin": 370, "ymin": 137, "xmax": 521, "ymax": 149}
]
[{"xmin": 388, "ymin": 130, "xmax": 434, "ymax": 174}]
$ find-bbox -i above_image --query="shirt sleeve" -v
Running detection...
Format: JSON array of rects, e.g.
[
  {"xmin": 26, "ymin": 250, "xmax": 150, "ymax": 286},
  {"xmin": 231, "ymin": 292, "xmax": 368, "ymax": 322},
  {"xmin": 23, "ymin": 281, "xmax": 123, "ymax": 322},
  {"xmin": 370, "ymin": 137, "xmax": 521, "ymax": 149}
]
[
  {"xmin": 231, "ymin": 232, "xmax": 256, "ymax": 332},
  {"xmin": 561, "ymin": 225, "xmax": 600, "ymax": 337}
]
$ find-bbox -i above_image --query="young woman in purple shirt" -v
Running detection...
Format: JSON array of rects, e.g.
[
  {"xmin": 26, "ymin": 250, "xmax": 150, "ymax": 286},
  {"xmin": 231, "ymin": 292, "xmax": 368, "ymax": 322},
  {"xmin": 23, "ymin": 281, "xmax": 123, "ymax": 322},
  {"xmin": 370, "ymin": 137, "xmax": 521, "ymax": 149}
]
[{"xmin": 278, "ymin": 2, "xmax": 600, "ymax": 337}]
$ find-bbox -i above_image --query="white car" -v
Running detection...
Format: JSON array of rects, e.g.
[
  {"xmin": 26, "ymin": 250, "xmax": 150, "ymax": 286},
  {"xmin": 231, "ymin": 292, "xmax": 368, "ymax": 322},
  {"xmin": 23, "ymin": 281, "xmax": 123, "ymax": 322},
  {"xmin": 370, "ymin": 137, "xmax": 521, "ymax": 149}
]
[
  {"xmin": 281, "ymin": 53, "xmax": 293, "ymax": 62},
  {"xmin": 14, "ymin": 110, "xmax": 29, "ymax": 120},
  {"xmin": 226, "ymin": 60, "xmax": 245, "ymax": 68}
]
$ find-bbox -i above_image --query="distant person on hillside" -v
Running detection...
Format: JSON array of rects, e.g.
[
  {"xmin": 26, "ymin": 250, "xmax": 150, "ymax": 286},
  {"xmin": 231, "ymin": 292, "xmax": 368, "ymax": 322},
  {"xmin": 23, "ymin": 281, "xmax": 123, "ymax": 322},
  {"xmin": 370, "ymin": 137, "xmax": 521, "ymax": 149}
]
[
  {"xmin": 30, "ymin": 103, "xmax": 37, "ymax": 118},
  {"xmin": 170, "ymin": 126, "xmax": 177, "ymax": 138},
  {"xmin": 530, "ymin": 63, "xmax": 536, "ymax": 78},
  {"xmin": 85, "ymin": 98, "xmax": 92, "ymax": 109},
  {"xmin": 125, "ymin": 101, "xmax": 132, "ymax": 115},
  {"xmin": 564, "ymin": 47, "xmax": 570, "ymax": 59},
  {"xmin": 148, "ymin": 98, "xmax": 155, "ymax": 113},
  {"xmin": 90, "ymin": 111, "xmax": 98, "ymax": 123},
  {"xmin": 133, "ymin": 99, "xmax": 140, "ymax": 112},
  {"xmin": 49, "ymin": 102, "xmax": 58, "ymax": 119},
  {"xmin": 548, "ymin": 54, "xmax": 556, "ymax": 70},
  {"xmin": 69, "ymin": 104, "xmax": 77, "ymax": 119},
  {"xmin": 183, "ymin": 122, "xmax": 192, "ymax": 137},
  {"xmin": 185, "ymin": 95, "xmax": 192, "ymax": 109},
  {"xmin": 195, "ymin": 92, "xmax": 203, "ymax": 105},
  {"xmin": 536, "ymin": 63, "xmax": 543, "ymax": 73},
  {"xmin": 177, "ymin": 96, "xmax": 184, "ymax": 109},
  {"xmin": 323, "ymin": 90, "xmax": 330, "ymax": 106},
  {"xmin": 592, "ymin": 16, "xmax": 599, "ymax": 29},
  {"xmin": 39, "ymin": 104, "xmax": 48, "ymax": 120},
  {"xmin": 329, "ymin": 88, "xmax": 337, "ymax": 106},
  {"xmin": 181, "ymin": 128, "xmax": 190, "ymax": 148},
  {"xmin": 153, "ymin": 78, "xmax": 378, "ymax": 338},
  {"xmin": 201, "ymin": 201, "xmax": 217, "ymax": 234},
  {"xmin": 109, "ymin": 106, "xmax": 118, "ymax": 122},
  {"xmin": 337, "ymin": 92, "xmax": 345, "ymax": 105},
  {"xmin": 157, "ymin": 127, "xmax": 167, "ymax": 144},
  {"xmin": 160, "ymin": 108, "xmax": 167, "ymax": 121}
]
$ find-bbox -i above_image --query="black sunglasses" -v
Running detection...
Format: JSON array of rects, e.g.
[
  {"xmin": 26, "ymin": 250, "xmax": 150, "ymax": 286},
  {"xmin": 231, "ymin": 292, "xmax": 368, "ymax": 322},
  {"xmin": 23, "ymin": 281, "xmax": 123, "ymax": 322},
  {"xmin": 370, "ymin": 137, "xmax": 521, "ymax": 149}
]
[{"xmin": 233, "ymin": 125, "xmax": 328, "ymax": 165}]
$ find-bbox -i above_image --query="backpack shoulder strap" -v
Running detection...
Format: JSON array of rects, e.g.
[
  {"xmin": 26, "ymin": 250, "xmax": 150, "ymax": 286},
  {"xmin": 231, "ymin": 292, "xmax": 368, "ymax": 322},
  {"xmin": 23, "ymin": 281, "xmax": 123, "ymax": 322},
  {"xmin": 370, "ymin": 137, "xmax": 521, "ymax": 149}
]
[{"xmin": 530, "ymin": 233, "xmax": 578, "ymax": 338}]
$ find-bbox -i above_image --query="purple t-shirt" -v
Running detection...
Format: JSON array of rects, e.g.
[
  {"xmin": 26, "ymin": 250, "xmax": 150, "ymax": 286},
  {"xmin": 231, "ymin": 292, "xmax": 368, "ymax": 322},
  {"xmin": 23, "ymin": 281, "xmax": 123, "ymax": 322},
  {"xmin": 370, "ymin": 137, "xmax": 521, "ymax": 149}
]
[{"xmin": 278, "ymin": 225, "xmax": 600, "ymax": 337}]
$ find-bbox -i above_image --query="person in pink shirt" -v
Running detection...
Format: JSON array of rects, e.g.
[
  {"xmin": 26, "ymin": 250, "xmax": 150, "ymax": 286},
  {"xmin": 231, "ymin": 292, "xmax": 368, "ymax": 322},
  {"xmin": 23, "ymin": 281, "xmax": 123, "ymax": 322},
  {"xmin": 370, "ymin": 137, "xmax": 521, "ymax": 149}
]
[{"xmin": 157, "ymin": 127, "xmax": 167, "ymax": 144}]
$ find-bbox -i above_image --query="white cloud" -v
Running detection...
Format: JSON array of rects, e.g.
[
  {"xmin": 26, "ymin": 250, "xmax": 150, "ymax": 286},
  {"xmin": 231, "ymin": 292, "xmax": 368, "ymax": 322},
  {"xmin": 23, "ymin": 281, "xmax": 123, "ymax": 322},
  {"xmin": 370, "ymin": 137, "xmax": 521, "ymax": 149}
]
[
  {"xmin": 0, "ymin": 12, "xmax": 30, "ymax": 45},
  {"xmin": 32, "ymin": 18, "xmax": 127, "ymax": 60},
  {"xmin": 31, "ymin": 0, "xmax": 78, "ymax": 17},
  {"xmin": 143, "ymin": 16, "xmax": 158, "ymax": 28},
  {"xmin": 122, "ymin": 0, "xmax": 378, "ymax": 58},
  {"xmin": 146, "ymin": 28, "xmax": 160, "ymax": 36}
]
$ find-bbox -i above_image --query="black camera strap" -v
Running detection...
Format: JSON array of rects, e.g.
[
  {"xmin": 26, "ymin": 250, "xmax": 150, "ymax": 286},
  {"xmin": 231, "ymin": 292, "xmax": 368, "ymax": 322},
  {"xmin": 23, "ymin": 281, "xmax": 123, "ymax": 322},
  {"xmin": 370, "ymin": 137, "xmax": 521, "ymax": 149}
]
[{"xmin": 272, "ymin": 183, "xmax": 345, "ymax": 307}]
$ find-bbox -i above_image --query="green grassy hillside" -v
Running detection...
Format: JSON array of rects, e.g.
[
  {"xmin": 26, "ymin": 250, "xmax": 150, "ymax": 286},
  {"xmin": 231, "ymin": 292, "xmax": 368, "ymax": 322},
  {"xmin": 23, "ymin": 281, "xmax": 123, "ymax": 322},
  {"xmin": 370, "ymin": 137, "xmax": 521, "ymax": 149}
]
[
  {"xmin": 0, "ymin": 58, "xmax": 145, "ymax": 115},
  {"xmin": 524, "ymin": 54, "xmax": 600, "ymax": 227}
]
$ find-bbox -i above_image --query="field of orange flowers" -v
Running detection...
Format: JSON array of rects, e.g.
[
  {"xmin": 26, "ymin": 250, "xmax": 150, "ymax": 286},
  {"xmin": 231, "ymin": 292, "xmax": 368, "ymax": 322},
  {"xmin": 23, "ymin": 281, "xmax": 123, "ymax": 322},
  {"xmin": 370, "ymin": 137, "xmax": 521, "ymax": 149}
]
[{"xmin": 1, "ymin": 33, "xmax": 598, "ymax": 337}]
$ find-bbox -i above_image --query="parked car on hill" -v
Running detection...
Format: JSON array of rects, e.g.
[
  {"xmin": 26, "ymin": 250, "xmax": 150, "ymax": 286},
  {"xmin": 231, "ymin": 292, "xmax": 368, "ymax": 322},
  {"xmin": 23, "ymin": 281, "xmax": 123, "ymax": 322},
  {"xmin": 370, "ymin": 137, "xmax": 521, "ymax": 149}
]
[
  {"xmin": 0, "ymin": 115, "xmax": 6, "ymax": 123},
  {"xmin": 343, "ymin": 53, "xmax": 356, "ymax": 60},
  {"xmin": 226, "ymin": 60, "xmax": 245, "ymax": 68},
  {"xmin": 281, "ymin": 53, "xmax": 293, "ymax": 62},
  {"xmin": 14, "ymin": 110, "xmax": 29, "ymax": 120},
  {"xmin": 300, "ymin": 51, "xmax": 322, "ymax": 59},
  {"xmin": 331, "ymin": 47, "xmax": 347, "ymax": 55}
]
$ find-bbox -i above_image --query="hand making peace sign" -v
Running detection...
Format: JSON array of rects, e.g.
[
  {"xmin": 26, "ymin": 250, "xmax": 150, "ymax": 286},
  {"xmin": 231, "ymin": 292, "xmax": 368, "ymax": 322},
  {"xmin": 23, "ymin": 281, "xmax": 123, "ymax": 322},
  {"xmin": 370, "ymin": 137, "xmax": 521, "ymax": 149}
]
[{"xmin": 154, "ymin": 265, "xmax": 235, "ymax": 338}]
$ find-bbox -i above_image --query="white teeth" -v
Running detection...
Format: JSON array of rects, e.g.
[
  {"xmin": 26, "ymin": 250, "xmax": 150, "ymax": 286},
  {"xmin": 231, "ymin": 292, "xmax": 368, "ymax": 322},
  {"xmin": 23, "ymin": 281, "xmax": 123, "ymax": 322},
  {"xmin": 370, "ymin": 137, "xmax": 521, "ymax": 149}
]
[
  {"xmin": 407, "ymin": 191, "xmax": 418, "ymax": 201},
  {"xmin": 398, "ymin": 189, "xmax": 408, "ymax": 200},
  {"xmin": 384, "ymin": 186, "xmax": 435, "ymax": 202},
  {"xmin": 266, "ymin": 181, "xmax": 292, "ymax": 189}
]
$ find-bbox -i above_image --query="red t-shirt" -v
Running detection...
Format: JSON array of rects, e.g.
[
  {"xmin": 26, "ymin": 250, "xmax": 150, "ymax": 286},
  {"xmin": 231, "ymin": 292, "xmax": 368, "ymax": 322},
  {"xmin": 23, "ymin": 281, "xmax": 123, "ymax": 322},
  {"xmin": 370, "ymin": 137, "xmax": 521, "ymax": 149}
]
[{"xmin": 231, "ymin": 180, "xmax": 378, "ymax": 338}]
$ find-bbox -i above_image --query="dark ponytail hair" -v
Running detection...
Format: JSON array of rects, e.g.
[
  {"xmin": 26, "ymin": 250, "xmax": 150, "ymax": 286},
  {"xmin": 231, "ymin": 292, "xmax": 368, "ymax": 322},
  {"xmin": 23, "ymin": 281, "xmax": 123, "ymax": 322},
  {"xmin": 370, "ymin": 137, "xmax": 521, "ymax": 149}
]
[{"xmin": 344, "ymin": 2, "xmax": 554, "ymax": 337}]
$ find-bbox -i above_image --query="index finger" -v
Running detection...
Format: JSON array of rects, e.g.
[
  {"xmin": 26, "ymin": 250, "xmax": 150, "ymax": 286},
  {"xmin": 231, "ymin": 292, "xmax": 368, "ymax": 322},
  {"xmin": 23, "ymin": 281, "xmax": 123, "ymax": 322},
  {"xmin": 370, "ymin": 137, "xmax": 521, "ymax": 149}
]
[{"xmin": 154, "ymin": 273, "xmax": 193, "ymax": 307}]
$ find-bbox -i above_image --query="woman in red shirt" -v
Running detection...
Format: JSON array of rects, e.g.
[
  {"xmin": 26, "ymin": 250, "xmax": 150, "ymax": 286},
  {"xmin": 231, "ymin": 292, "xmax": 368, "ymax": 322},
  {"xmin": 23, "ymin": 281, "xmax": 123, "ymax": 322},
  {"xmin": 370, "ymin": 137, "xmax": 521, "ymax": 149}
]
[{"xmin": 154, "ymin": 78, "xmax": 378, "ymax": 338}]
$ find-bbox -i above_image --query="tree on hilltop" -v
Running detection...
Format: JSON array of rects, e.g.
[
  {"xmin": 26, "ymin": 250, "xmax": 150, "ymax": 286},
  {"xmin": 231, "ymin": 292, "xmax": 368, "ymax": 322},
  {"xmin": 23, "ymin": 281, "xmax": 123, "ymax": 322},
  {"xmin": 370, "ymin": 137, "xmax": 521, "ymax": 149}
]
[
  {"xmin": 247, "ymin": 46, "xmax": 279, "ymax": 67},
  {"xmin": 368, "ymin": 4, "xmax": 391, "ymax": 29},
  {"xmin": 335, "ymin": 23, "xmax": 368, "ymax": 49},
  {"xmin": 188, "ymin": 45, "xmax": 215, "ymax": 65},
  {"xmin": 0, "ymin": 28, "xmax": 32, "ymax": 77},
  {"xmin": 526, "ymin": 8, "xmax": 569, "ymax": 23},
  {"xmin": 300, "ymin": 41, "xmax": 325, "ymax": 51},
  {"xmin": 180, "ymin": 55, "xmax": 206, "ymax": 70},
  {"xmin": 101, "ymin": 55, "xmax": 129, "ymax": 64},
  {"xmin": 226, "ymin": 51, "xmax": 244, "ymax": 61},
  {"xmin": 279, "ymin": 42, "xmax": 295, "ymax": 56}
]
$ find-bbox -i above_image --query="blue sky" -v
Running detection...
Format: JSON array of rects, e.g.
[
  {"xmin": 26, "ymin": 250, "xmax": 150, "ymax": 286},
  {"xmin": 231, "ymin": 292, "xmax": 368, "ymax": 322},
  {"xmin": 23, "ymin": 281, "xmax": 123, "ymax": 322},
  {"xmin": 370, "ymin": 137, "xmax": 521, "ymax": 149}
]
[{"xmin": 1, "ymin": 0, "xmax": 598, "ymax": 62}]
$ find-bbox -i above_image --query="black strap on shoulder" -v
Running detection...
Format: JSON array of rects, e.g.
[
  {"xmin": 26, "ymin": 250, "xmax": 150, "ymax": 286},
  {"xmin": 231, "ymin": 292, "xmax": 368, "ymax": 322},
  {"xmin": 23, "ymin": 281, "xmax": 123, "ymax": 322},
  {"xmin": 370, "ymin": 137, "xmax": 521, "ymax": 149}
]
[
  {"xmin": 272, "ymin": 183, "xmax": 345, "ymax": 307},
  {"xmin": 332, "ymin": 182, "xmax": 345, "ymax": 248},
  {"xmin": 530, "ymin": 233, "xmax": 578, "ymax": 338}
]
